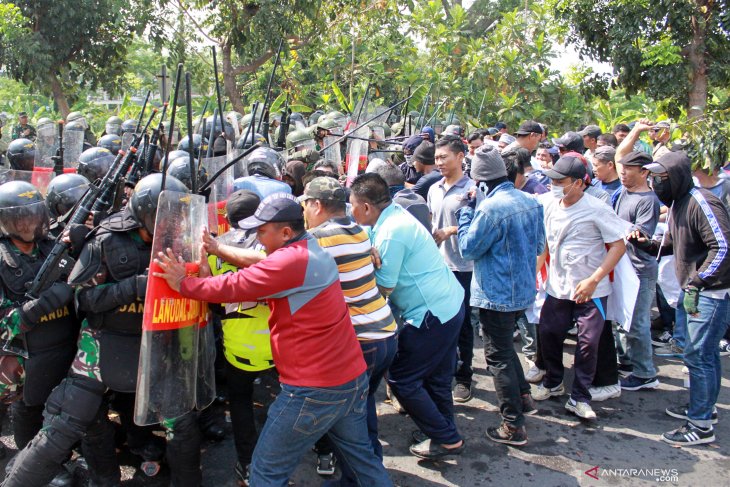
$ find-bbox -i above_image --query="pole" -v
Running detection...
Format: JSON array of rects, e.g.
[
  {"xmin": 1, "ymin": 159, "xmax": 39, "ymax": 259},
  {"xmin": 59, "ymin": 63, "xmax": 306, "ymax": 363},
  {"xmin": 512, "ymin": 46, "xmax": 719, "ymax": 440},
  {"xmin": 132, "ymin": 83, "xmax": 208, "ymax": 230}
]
[
  {"xmin": 160, "ymin": 63, "xmax": 183, "ymax": 191},
  {"xmin": 185, "ymin": 72, "xmax": 197, "ymax": 194},
  {"xmin": 211, "ymin": 46, "xmax": 226, "ymax": 142},
  {"xmin": 256, "ymin": 39, "xmax": 284, "ymax": 134}
]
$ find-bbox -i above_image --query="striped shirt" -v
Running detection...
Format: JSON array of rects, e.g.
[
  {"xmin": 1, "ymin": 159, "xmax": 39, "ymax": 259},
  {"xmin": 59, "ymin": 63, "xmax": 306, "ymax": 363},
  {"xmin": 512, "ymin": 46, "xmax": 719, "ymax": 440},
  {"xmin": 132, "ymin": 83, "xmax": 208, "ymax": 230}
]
[{"xmin": 310, "ymin": 216, "xmax": 397, "ymax": 340}]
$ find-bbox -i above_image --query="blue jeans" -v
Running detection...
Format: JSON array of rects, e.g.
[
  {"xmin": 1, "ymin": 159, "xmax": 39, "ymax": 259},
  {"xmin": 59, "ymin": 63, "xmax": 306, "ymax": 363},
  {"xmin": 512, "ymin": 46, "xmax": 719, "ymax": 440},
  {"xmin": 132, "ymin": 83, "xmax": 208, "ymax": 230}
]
[
  {"xmin": 622, "ymin": 274, "xmax": 658, "ymax": 378},
  {"xmin": 684, "ymin": 293, "xmax": 730, "ymax": 428},
  {"xmin": 337, "ymin": 334, "xmax": 397, "ymax": 487},
  {"xmin": 249, "ymin": 372, "xmax": 392, "ymax": 487},
  {"xmin": 387, "ymin": 306, "xmax": 465, "ymax": 445},
  {"xmin": 673, "ymin": 290, "xmax": 687, "ymax": 350}
]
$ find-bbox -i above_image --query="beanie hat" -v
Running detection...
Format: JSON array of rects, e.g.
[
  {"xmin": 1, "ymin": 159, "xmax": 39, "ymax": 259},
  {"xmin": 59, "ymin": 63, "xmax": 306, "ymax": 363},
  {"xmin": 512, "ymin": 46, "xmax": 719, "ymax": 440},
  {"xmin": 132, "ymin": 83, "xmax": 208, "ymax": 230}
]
[
  {"xmin": 471, "ymin": 144, "xmax": 507, "ymax": 181},
  {"xmin": 413, "ymin": 141, "xmax": 435, "ymax": 165}
]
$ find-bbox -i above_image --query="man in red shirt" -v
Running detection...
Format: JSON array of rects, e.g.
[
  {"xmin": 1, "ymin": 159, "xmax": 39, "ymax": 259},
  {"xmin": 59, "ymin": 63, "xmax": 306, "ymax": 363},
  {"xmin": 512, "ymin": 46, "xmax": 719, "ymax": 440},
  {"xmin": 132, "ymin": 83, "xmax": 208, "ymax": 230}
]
[{"xmin": 155, "ymin": 193, "xmax": 392, "ymax": 486}]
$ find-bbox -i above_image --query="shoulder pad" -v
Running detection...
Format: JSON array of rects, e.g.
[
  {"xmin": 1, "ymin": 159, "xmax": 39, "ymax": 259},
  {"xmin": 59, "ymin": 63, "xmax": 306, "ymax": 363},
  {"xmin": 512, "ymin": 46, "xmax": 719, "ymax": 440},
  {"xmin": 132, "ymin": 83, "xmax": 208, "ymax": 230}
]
[
  {"xmin": 100, "ymin": 208, "xmax": 141, "ymax": 233},
  {"xmin": 68, "ymin": 236, "xmax": 103, "ymax": 286}
]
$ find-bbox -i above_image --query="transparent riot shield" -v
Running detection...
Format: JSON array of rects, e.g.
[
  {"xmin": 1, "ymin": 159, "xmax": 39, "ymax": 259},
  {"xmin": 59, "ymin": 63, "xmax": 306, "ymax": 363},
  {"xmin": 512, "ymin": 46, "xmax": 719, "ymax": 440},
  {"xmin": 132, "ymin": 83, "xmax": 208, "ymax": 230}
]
[
  {"xmin": 135, "ymin": 190, "xmax": 212, "ymax": 426},
  {"xmin": 34, "ymin": 123, "xmax": 58, "ymax": 169},
  {"xmin": 202, "ymin": 156, "xmax": 234, "ymax": 236},
  {"xmin": 323, "ymin": 136, "xmax": 343, "ymax": 175},
  {"xmin": 0, "ymin": 169, "xmax": 54, "ymax": 195},
  {"xmin": 122, "ymin": 132, "xmax": 136, "ymax": 152},
  {"xmin": 228, "ymin": 149, "xmax": 248, "ymax": 180},
  {"xmin": 62, "ymin": 130, "xmax": 84, "ymax": 168},
  {"xmin": 345, "ymin": 127, "xmax": 369, "ymax": 186}
]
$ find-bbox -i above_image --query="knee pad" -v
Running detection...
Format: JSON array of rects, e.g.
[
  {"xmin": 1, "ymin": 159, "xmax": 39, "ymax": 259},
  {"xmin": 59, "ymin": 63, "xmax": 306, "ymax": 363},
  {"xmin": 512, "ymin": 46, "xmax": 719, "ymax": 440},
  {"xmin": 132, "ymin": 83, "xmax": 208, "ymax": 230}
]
[{"xmin": 43, "ymin": 377, "xmax": 106, "ymax": 442}]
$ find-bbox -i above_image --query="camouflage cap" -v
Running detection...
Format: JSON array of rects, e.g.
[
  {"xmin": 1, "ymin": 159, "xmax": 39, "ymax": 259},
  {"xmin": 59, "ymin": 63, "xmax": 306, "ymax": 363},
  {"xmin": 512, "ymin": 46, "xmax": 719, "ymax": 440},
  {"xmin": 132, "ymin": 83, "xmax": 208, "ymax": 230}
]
[{"xmin": 300, "ymin": 177, "xmax": 346, "ymax": 203}]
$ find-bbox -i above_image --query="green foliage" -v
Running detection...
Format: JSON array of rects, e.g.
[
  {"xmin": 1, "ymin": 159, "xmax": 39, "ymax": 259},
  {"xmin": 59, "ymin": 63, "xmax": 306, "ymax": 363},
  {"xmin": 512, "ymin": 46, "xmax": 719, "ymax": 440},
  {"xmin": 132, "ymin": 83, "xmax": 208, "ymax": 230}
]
[{"xmin": 677, "ymin": 109, "xmax": 730, "ymax": 172}]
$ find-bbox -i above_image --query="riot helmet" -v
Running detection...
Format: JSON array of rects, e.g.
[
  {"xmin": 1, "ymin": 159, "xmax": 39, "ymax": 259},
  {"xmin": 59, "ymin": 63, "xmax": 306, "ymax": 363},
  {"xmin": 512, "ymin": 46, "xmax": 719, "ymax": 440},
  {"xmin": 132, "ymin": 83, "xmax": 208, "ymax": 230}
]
[
  {"xmin": 78, "ymin": 147, "xmax": 115, "ymax": 182},
  {"xmin": 128, "ymin": 173, "xmax": 189, "ymax": 235},
  {"xmin": 45, "ymin": 173, "xmax": 90, "ymax": 219},
  {"xmin": 309, "ymin": 110, "xmax": 325, "ymax": 126},
  {"xmin": 36, "ymin": 118, "xmax": 55, "ymax": 131},
  {"xmin": 121, "ymin": 119, "xmax": 138, "ymax": 135},
  {"xmin": 177, "ymin": 134, "xmax": 209, "ymax": 159},
  {"xmin": 204, "ymin": 115, "xmax": 236, "ymax": 141},
  {"xmin": 66, "ymin": 111, "xmax": 88, "ymax": 130},
  {"xmin": 65, "ymin": 121, "xmax": 85, "ymax": 132},
  {"xmin": 166, "ymin": 155, "xmax": 209, "ymax": 191},
  {"xmin": 0, "ymin": 181, "xmax": 50, "ymax": 243},
  {"xmin": 7, "ymin": 138, "xmax": 35, "ymax": 171},
  {"xmin": 285, "ymin": 128, "xmax": 315, "ymax": 153},
  {"xmin": 97, "ymin": 134, "xmax": 122, "ymax": 156},
  {"xmin": 235, "ymin": 132, "xmax": 267, "ymax": 151},
  {"xmin": 105, "ymin": 116, "xmax": 123, "ymax": 136},
  {"xmin": 244, "ymin": 147, "xmax": 285, "ymax": 180}
]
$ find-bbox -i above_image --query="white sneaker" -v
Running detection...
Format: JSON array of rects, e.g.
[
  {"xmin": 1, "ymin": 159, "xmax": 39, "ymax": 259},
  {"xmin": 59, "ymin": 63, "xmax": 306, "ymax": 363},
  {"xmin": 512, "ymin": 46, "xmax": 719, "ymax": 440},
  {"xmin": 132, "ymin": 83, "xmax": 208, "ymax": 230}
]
[
  {"xmin": 565, "ymin": 399, "xmax": 597, "ymax": 419},
  {"xmin": 525, "ymin": 363, "xmax": 546, "ymax": 384},
  {"xmin": 532, "ymin": 382, "xmax": 565, "ymax": 401},
  {"xmin": 588, "ymin": 384, "xmax": 621, "ymax": 402}
]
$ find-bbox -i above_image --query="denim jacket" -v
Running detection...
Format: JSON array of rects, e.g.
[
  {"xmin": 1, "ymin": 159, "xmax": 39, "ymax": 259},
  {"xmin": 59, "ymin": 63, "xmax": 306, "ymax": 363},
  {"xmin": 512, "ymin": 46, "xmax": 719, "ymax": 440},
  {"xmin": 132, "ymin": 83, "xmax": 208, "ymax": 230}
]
[{"xmin": 457, "ymin": 182, "xmax": 546, "ymax": 312}]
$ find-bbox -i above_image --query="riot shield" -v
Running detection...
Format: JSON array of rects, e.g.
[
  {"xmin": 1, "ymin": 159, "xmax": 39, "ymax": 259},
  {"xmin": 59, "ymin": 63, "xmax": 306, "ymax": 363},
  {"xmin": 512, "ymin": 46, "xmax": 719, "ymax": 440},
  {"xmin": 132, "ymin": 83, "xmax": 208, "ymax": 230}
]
[
  {"xmin": 323, "ymin": 136, "xmax": 343, "ymax": 175},
  {"xmin": 0, "ymin": 169, "xmax": 53, "ymax": 195},
  {"xmin": 62, "ymin": 130, "xmax": 84, "ymax": 168},
  {"xmin": 228, "ymin": 149, "xmax": 248, "ymax": 180},
  {"xmin": 34, "ymin": 124, "xmax": 57, "ymax": 169},
  {"xmin": 202, "ymin": 156, "xmax": 234, "ymax": 236},
  {"xmin": 122, "ymin": 132, "xmax": 136, "ymax": 152},
  {"xmin": 345, "ymin": 127, "xmax": 369, "ymax": 186},
  {"xmin": 134, "ymin": 190, "xmax": 212, "ymax": 426}
]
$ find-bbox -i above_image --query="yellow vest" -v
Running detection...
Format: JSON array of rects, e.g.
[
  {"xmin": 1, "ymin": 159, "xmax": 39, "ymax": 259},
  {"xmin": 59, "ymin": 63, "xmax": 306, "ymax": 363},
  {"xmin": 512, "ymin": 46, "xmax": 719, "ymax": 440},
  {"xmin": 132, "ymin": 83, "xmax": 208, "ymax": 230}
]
[{"xmin": 208, "ymin": 254, "xmax": 274, "ymax": 372}]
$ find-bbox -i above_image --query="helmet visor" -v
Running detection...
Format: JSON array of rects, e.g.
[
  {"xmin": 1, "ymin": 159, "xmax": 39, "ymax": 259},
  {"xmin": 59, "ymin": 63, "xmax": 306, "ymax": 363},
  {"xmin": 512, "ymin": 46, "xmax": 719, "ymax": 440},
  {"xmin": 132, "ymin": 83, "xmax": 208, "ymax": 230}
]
[{"xmin": 0, "ymin": 200, "xmax": 49, "ymax": 242}]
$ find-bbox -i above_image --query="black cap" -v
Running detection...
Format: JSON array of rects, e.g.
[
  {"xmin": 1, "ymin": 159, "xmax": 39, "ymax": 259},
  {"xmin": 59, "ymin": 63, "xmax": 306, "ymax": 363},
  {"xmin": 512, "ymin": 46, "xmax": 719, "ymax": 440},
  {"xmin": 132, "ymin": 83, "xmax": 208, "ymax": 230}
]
[
  {"xmin": 495, "ymin": 122, "xmax": 507, "ymax": 130},
  {"xmin": 618, "ymin": 151, "xmax": 653, "ymax": 167},
  {"xmin": 552, "ymin": 131, "xmax": 584, "ymax": 153},
  {"xmin": 514, "ymin": 120, "xmax": 542, "ymax": 136},
  {"xmin": 226, "ymin": 190, "xmax": 261, "ymax": 228},
  {"xmin": 544, "ymin": 155, "xmax": 587, "ymax": 181},
  {"xmin": 18, "ymin": 112, "xmax": 27, "ymax": 117},
  {"xmin": 578, "ymin": 124, "xmax": 602, "ymax": 139},
  {"xmin": 239, "ymin": 192, "xmax": 303, "ymax": 230}
]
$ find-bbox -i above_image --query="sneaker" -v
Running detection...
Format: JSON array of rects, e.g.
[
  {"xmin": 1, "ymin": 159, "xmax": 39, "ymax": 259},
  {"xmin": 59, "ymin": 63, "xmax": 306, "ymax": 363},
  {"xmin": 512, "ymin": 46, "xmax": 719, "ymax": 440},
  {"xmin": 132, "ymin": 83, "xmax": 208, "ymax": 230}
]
[
  {"xmin": 411, "ymin": 429, "xmax": 429, "ymax": 445},
  {"xmin": 316, "ymin": 452, "xmax": 336, "ymax": 476},
  {"xmin": 661, "ymin": 421, "xmax": 715, "ymax": 446},
  {"xmin": 652, "ymin": 330, "xmax": 673, "ymax": 347},
  {"xmin": 486, "ymin": 422, "xmax": 528, "ymax": 446},
  {"xmin": 453, "ymin": 383, "xmax": 472, "ymax": 403},
  {"xmin": 617, "ymin": 363, "xmax": 633, "ymax": 378},
  {"xmin": 620, "ymin": 375, "xmax": 660, "ymax": 391},
  {"xmin": 719, "ymin": 339, "xmax": 730, "ymax": 357},
  {"xmin": 565, "ymin": 399, "xmax": 597, "ymax": 420},
  {"xmin": 665, "ymin": 405, "xmax": 719, "ymax": 425},
  {"xmin": 235, "ymin": 462, "xmax": 250, "ymax": 487},
  {"xmin": 525, "ymin": 363, "xmax": 546, "ymax": 384},
  {"xmin": 589, "ymin": 384, "xmax": 621, "ymax": 402},
  {"xmin": 532, "ymin": 382, "xmax": 565, "ymax": 401},
  {"xmin": 567, "ymin": 325, "xmax": 578, "ymax": 336},
  {"xmin": 522, "ymin": 393, "xmax": 538, "ymax": 415},
  {"xmin": 655, "ymin": 340, "xmax": 683, "ymax": 358}
]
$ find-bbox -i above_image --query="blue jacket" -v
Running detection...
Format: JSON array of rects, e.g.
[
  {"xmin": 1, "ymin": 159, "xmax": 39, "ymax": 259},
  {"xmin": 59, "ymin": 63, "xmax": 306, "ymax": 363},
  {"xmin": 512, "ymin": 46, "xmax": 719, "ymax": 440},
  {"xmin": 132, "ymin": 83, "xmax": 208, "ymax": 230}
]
[{"xmin": 457, "ymin": 182, "xmax": 545, "ymax": 312}]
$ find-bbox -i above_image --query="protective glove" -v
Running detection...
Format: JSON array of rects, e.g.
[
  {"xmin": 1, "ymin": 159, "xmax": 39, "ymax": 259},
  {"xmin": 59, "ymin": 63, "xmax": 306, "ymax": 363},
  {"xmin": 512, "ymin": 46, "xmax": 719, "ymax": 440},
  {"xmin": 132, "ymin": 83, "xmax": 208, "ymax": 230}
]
[
  {"xmin": 18, "ymin": 282, "xmax": 73, "ymax": 326},
  {"xmin": 683, "ymin": 286, "xmax": 700, "ymax": 315}
]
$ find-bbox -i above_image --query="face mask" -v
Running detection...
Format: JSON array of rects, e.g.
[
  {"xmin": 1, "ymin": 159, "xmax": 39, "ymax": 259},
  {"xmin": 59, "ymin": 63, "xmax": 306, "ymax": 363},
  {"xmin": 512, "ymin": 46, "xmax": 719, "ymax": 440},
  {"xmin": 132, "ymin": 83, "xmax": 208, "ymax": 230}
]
[
  {"xmin": 404, "ymin": 154, "xmax": 413, "ymax": 166},
  {"xmin": 652, "ymin": 177, "xmax": 673, "ymax": 206},
  {"xmin": 551, "ymin": 185, "xmax": 566, "ymax": 199}
]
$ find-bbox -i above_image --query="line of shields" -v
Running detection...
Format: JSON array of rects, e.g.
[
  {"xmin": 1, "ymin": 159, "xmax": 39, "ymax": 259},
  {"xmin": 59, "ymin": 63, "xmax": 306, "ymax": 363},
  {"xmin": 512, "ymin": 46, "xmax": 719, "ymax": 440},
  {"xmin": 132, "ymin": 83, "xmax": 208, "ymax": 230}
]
[{"xmin": 34, "ymin": 122, "xmax": 85, "ymax": 173}]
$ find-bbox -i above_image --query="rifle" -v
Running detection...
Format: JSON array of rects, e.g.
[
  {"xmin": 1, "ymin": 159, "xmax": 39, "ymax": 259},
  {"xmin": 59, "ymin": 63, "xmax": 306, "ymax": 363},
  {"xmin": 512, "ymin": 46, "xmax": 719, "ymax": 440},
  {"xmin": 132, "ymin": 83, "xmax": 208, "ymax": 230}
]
[
  {"xmin": 261, "ymin": 108, "xmax": 270, "ymax": 144},
  {"xmin": 144, "ymin": 102, "xmax": 169, "ymax": 175},
  {"xmin": 135, "ymin": 90, "xmax": 151, "ymax": 134},
  {"xmin": 25, "ymin": 110, "xmax": 157, "ymax": 302},
  {"xmin": 275, "ymin": 101, "xmax": 291, "ymax": 150},
  {"xmin": 212, "ymin": 46, "xmax": 227, "ymax": 144},
  {"xmin": 256, "ymin": 39, "xmax": 284, "ymax": 135},
  {"xmin": 52, "ymin": 120, "xmax": 65, "ymax": 176},
  {"xmin": 161, "ymin": 64, "xmax": 184, "ymax": 189}
]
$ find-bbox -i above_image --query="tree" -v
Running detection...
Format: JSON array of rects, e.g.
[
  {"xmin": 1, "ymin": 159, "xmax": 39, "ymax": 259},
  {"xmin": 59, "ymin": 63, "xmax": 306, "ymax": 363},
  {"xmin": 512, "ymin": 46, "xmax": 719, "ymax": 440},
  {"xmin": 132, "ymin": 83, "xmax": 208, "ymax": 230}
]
[
  {"xmin": 0, "ymin": 0, "xmax": 151, "ymax": 117},
  {"xmin": 551, "ymin": 0, "xmax": 730, "ymax": 118}
]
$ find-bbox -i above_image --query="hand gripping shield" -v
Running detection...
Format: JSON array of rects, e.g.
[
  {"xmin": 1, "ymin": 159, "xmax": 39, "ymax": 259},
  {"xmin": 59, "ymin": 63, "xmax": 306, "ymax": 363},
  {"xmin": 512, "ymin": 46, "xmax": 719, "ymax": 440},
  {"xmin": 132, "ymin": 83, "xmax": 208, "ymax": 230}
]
[{"xmin": 134, "ymin": 190, "xmax": 215, "ymax": 425}]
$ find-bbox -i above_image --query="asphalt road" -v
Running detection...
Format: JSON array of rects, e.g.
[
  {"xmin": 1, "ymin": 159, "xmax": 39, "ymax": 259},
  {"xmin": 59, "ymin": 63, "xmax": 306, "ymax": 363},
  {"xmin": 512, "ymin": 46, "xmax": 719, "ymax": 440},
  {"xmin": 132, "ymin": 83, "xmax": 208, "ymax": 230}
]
[{"xmin": 1, "ymin": 334, "xmax": 728, "ymax": 487}]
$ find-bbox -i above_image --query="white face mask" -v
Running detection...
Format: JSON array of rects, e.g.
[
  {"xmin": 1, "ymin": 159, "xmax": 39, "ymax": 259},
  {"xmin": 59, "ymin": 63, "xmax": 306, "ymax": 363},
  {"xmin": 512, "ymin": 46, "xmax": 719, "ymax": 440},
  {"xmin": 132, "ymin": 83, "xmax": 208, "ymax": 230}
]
[
  {"xmin": 405, "ymin": 154, "xmax": 413, "ymax": 166},
  {"xmin": 551, "ymin": 185, "xmax": 566, "ymax": 199}
]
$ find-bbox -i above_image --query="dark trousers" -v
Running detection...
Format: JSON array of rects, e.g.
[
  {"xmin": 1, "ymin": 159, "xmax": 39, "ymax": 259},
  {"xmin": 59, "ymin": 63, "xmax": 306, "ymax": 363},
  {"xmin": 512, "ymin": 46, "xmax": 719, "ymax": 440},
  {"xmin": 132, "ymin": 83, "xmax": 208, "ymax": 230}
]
[
  {"xmin": 538, "ymin": 295, "xmax": 608, "ymax": 403},
  {"xmin": 592, "ymin": 321, "xmax": 620, "ymax": 387},
  {"xmin": 388, "ymin": 306, "xmax": 464, "ymax": 445},
  {"xmin": 226, "ymin": 361, "xmax": 263, "ymax": 467},
  {"xmin": 480, "ymin": 309, "xmax": 530, "ymax": 427},
  {"xmin": 453, "ymin": 271, "xmax": 474, "ymax": 386}
]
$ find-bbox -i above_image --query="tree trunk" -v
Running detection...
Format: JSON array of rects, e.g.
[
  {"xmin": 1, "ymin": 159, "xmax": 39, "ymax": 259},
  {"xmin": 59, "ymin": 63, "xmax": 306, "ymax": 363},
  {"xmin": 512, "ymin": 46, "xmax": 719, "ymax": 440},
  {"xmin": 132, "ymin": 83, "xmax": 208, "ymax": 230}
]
[
  {"xmin": 48, "ymin": 73, "xmax": 70, "ymax": 119},
  {"xmin": 687, "ymin": 4, "xmax": 708, "ymax": 119},
  {"xmin": 221, "ymin": 42, "xmax": 245, "ymax": 114}
]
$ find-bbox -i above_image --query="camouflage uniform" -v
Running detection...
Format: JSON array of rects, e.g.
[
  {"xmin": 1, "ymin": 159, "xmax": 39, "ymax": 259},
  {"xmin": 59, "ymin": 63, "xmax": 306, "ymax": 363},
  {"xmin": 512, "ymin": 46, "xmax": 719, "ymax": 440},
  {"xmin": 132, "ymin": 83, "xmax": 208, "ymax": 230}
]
[{"xmin": 11, "ymin": 124, "xmax": 36, "ymax": 141}]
